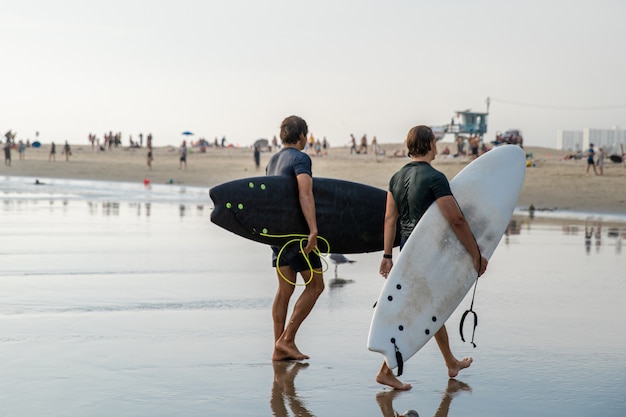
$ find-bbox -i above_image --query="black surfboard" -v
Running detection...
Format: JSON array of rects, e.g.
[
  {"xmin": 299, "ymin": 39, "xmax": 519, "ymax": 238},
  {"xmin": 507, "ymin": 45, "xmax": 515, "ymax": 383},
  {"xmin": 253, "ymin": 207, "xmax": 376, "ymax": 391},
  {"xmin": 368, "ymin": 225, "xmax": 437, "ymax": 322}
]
[{"xmin": 210, "ymin": 176, "xmax": 400, "ymax": 254}]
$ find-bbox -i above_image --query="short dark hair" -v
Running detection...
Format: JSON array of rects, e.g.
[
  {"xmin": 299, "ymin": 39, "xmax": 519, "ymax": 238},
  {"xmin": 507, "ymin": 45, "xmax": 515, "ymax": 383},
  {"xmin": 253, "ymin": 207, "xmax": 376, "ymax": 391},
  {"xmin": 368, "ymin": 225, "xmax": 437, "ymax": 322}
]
[
  {"xmin": 406, "ymin": 125, "xmax": 435, "ymax": 157},
  {"xmin": 280, "ymin": 115, "xmax": 308, "ymax": 144}
]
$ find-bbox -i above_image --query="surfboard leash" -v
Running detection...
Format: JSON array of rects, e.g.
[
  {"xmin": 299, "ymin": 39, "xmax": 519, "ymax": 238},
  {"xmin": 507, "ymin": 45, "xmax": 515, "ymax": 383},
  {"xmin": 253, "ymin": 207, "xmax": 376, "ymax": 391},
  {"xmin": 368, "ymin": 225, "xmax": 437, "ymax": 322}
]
[
  {"xmin": 260, "ymin": 232, "xmax": 331, "ymax": 286},
  {"xmin": 460, "ymin": 278, "xmax": 479, "ymax": 348},
  {"xmin": 453, "ymin": 196, "xmax": 482, "ymax": 348}
]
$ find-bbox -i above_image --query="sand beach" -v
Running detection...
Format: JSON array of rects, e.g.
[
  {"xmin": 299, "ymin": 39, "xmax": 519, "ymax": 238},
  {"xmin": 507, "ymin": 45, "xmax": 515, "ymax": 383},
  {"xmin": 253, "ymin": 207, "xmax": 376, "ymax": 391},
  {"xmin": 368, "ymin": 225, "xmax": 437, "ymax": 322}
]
[{"xmin": 2, "ymin": 142, "xmax": 625, "ymax": 214}]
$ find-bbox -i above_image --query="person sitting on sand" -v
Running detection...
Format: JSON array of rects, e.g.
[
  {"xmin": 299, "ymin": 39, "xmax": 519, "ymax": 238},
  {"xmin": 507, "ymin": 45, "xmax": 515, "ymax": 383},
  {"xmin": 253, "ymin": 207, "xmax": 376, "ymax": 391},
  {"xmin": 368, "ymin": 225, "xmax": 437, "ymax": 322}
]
[{"xmin": 376, "ymin": 125, "xmax": 488, "ymax": 390}]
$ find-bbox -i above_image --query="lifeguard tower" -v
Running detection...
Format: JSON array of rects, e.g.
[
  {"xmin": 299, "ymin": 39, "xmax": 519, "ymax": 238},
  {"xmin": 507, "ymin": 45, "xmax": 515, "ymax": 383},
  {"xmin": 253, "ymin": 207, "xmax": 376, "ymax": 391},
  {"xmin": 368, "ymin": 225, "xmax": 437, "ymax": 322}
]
[{"xmin": 448, "ymin": 109, "xmax": 489, "ymax": 140}]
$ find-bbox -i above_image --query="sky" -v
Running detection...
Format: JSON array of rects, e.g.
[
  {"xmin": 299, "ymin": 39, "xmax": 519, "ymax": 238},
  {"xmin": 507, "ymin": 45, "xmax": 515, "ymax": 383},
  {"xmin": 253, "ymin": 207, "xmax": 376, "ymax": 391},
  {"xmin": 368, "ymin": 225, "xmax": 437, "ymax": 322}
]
[{"xmin": 2, "ymin": 0, "xmax": 625, "ymax": 148}]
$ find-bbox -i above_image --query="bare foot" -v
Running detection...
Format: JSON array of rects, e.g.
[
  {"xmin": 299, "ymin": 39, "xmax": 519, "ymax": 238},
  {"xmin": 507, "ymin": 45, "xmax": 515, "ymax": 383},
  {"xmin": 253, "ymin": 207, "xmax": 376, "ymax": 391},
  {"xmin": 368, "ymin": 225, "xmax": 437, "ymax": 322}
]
[
  {"xmin": 447, "ymin": 357, "xmax": 473, "ymax": 378},
  {"xmin": 376, "ymin": 365, "xmax": 412, "ymax": 391},
  {"xmin": 273, "ymin": 340, "xmax": 309, "ymax": 361}
]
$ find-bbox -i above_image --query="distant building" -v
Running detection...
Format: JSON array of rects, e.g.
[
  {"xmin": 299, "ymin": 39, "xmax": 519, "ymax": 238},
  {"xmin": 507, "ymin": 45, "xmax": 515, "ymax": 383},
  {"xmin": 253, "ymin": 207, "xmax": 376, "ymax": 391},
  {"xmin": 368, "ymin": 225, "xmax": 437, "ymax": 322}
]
[
  {"xmin": 556, "ymin": 130, "xmax": 584, "ymax": 151},
  {"xmin": 557, "ymin": 128, "xmax": 625, "ymax": 152}
]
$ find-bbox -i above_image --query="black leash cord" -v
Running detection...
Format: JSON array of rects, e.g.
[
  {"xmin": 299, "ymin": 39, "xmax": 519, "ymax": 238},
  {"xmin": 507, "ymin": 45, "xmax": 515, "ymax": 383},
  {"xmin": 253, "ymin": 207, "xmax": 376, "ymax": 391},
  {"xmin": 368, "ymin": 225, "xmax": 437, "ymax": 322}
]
[
  {"xmin": 459, "ymin": 277, "xmax": 479, "ymax": 348},
  {"xmin": 454, "ymin": 196, "xmax": 481, "ymax": 348}
]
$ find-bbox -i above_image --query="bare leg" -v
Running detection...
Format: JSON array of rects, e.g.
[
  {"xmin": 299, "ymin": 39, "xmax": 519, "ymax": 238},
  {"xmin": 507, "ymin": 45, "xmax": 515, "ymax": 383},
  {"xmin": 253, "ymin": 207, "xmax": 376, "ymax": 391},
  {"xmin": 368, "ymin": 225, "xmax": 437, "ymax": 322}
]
[
  {"xmin": 434, "ymin": 325, "xmax": 473, "ymax": 378},
  {"xmin": 273, "ymin": 268, "xmax": 324, "ymax": 361},
  {"xmin": 272, "ymin": 266, "xmax": 296, "ymax": 342},
  {"xmin": 375, "ymin": 361, "xmax": 412, "ymax": 390}
]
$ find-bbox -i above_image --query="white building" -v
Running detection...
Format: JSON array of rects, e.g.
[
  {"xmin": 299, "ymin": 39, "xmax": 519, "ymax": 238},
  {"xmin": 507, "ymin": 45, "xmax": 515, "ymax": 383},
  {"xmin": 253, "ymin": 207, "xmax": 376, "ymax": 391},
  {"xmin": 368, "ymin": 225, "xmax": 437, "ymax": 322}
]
[{"xmin": 557, "ymin": 127, "xmax": 626, "ymax": 153}]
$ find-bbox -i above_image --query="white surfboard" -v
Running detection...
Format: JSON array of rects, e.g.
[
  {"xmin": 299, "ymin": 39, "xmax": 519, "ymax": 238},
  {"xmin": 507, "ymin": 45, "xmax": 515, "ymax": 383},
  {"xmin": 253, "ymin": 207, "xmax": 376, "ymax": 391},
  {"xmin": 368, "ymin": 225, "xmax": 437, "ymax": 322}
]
[{"xmin": 367, "ymin": 145, "xmax": 526, "ymax": 370}]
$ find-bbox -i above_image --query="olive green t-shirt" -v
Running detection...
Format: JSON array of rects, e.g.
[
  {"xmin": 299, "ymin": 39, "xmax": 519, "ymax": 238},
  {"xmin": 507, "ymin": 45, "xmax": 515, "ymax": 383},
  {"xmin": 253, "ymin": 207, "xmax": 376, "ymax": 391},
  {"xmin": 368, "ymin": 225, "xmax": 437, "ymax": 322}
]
[{"xmin": 389, "ymin": 161, "xmax": 452, "ymax": 242}]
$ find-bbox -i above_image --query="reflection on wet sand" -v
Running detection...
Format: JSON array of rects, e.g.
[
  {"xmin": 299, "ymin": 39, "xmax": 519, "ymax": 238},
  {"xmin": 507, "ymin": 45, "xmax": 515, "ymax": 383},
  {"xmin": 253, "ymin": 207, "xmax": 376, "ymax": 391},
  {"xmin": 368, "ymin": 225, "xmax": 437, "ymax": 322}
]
[
  {"xmin": 376, "ymin": 379, "xmax": 472, "ymax": 417},
  {"xmin": 506, "ymin": 215, "xmax": 625, "ymax": 254},
  {"xmin": 271, "ymin": 362, "xmax": 313, "ymax": 417}
]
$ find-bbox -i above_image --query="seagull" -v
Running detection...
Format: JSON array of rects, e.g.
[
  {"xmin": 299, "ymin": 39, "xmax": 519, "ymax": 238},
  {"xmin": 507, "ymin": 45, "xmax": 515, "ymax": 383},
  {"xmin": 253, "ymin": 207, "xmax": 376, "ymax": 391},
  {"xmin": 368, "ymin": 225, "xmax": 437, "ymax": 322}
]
[{"xmin": 329, "ymin": 253, "xmax": 356, "ymax": 279}]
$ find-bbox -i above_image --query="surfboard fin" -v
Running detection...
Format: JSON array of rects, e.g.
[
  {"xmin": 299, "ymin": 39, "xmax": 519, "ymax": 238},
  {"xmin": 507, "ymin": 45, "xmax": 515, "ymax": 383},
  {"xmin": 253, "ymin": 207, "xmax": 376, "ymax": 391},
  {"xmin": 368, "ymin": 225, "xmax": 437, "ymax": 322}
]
[{"xmin": 392, "ymin": 339, "xmax": 404, "ymax": 376}]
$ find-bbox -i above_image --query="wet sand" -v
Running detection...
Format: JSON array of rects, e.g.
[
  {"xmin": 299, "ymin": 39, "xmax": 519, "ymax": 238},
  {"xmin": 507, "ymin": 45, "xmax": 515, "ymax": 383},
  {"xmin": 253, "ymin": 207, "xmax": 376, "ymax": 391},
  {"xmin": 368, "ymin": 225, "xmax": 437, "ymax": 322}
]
[
  {"xmin": 0, "ymin": 199, "xmax": 624, "ymax": 416},
  {"xmin": 3, "ymin": 142, "xmax": 625, "ymax": 214}
]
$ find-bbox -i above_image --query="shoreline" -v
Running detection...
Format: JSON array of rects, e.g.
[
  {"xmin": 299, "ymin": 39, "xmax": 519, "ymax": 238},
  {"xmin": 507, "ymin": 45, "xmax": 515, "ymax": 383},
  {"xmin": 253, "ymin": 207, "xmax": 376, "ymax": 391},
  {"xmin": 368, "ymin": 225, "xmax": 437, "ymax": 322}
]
[{"xmin": 2, "ymin": 143, "xmax": 625, "ymax": 214}]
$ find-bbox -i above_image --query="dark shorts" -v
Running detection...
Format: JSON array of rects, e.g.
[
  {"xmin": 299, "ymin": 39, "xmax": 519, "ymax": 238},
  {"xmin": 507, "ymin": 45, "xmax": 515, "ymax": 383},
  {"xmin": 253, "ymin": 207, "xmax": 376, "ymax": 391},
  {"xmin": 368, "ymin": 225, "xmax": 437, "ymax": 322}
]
[{"xmin": 271, "ymin": 246, "xmax": 322, "ymax": 272}]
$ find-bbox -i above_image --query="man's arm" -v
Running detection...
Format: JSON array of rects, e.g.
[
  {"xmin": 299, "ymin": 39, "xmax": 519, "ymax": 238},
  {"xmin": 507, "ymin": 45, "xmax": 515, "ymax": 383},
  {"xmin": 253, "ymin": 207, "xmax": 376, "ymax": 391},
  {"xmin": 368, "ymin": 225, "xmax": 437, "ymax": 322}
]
[
  {"xmin": 436, "ymin": 195, "xmax": 487, "ymax": 276},
  {"xmin": 296, "ymin": 173, "xmax": 318, "ymax": 254},
  {"xmin": 379, "ymin": 192, "xmax": 399, "ymax": 278}
]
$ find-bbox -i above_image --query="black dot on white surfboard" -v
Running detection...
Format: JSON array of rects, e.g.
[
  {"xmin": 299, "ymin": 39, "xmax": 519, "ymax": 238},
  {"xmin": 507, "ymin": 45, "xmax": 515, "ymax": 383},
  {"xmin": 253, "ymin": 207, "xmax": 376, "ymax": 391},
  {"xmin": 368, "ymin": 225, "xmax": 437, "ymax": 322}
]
[
  {"xmin": 425, "ymin": 329, "xmax": 430, "ymax": 335},
  {"xmin": 387, "ymin": 295, "xmax": 393, "ymax": 301},
  {"xmin": 398, "ymin": 325, "xmax": 404, "ymax": 331},
  {"xmin": 432, "ymin": 316, "xmax": 437, "ymax": 322},
  {"xmin": 396, "ymin": 284, "xmax": 402, "ymax": 290}
]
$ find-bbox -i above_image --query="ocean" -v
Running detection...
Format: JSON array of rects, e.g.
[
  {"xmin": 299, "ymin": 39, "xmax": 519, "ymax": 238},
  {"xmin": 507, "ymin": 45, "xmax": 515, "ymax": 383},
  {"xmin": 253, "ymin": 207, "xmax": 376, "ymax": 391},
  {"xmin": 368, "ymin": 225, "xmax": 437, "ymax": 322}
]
[{"xmin": 0, "ymin": 175, "xmax": 624, "ymax": 416}]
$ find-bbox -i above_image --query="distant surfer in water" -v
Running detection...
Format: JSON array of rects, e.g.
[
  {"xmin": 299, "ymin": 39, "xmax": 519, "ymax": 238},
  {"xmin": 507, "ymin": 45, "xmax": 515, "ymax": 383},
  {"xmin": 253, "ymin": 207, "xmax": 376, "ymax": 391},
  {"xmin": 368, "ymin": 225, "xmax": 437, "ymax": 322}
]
[
  {"xmin": 376, "ymin": 125, "xmax": 488, "ymax": 390},
  {"xmin": 266, "ymin": 115, "xmax": 324, "ymax": 361}
]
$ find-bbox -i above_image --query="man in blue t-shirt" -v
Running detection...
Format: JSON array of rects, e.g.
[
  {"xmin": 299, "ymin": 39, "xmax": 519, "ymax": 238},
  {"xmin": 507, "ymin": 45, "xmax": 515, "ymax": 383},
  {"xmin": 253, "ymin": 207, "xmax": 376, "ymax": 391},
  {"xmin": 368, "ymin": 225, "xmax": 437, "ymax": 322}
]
[
  {"xmin": 586, "ymin": 143, "xmax": 597, "ymax": 176},
  {"xmin": 266, "ymin": 115, "xmax": 324, "ymax": 361}
]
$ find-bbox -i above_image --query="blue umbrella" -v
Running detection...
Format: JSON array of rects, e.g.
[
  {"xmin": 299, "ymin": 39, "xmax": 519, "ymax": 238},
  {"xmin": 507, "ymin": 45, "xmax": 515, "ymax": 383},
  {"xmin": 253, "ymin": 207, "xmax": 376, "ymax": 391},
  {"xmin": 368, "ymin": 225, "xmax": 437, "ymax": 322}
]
[{"xmin": 182, "ymin": 131, "xmax": 194, "ymax": 136}]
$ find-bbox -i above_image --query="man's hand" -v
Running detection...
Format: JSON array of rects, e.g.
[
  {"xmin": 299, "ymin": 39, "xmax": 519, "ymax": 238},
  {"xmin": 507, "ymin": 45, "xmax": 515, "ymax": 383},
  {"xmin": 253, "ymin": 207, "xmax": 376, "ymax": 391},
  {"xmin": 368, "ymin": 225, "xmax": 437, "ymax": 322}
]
[{"xmin": 379, "ymin": 258, "xmax": 393, "ymax": 278}]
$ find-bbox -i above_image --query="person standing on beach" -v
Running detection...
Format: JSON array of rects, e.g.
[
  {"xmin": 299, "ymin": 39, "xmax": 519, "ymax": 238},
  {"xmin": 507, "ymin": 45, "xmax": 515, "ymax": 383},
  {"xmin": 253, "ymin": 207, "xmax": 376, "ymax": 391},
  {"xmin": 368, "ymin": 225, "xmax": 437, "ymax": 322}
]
[
  {"xmin": 266, "ymin": 115, "xmax": 324, "ymax": 361},
  {"xmin": 4, "ymin": 140, "xmax": 11, "ymax": 166},
  {"xmin": 147, "ymin": 145, "xmax": 153, "ymax": 170},
  {"xmin": 179, "ymin": 140, "xmax": 188, "ymax": 169},
  {"xmin": 49, "ymin": 142, "xmax": 56, "ymax": 162},
  {"xmin": 254, "ymin": 145, "xmax": 261, "ymax": 170},
  {"xmin": 586, "ymin": 143, "xmax": 597, "ymax": 175},
  {"xmin": 350, "ymin": 134, "xmax": 358, "ymax": 154},
  {"xmin": 63, "ymin": 141, "xmax": 72, "ymax": 161},
  {"xmin": 596, "ymin": 147, "xmax": 606, "ymax": 176},
  {"xmin": 376, "ymin": 125, "xmax": 488, "ymax": 390},
  {"xmin": 18, "ymin": 140, "xmax": 26, "ymax": 160}
]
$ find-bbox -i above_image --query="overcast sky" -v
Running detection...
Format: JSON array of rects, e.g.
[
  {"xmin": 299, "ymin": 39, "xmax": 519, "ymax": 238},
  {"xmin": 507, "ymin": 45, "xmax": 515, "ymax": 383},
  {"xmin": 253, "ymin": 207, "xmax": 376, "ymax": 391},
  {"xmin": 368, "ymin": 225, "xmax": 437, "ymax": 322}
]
[{"xmin": 2, "ymin": 0, "xmax": 625, "ymax": 148}]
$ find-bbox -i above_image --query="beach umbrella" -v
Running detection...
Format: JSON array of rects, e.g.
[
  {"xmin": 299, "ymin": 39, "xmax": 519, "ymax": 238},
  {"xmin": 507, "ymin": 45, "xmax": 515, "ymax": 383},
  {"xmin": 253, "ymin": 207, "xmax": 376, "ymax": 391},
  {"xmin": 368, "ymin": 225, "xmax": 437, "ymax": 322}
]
[
  {"xmin": 253, "ymin": 138, "xmax": 269, "ymax": 151},
  {"xmin": 182, "ymin": 131, "xmax": 194, "ymax": 136}
]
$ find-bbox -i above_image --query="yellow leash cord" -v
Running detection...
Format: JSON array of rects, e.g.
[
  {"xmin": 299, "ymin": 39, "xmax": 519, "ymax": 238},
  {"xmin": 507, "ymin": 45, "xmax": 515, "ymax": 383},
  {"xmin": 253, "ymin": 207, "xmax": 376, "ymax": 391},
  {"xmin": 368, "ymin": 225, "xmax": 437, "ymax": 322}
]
[{"xmin": 260, "ymin": 233, "xmax": 330, "ymax": 286}]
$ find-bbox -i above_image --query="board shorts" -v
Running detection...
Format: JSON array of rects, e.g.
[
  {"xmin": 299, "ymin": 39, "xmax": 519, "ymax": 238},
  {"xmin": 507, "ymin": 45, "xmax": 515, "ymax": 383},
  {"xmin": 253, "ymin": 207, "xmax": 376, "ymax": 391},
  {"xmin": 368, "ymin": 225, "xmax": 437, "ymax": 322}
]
[{"xmin": 271, "ymin": 245, "xmax": 322, "ymax": 272}]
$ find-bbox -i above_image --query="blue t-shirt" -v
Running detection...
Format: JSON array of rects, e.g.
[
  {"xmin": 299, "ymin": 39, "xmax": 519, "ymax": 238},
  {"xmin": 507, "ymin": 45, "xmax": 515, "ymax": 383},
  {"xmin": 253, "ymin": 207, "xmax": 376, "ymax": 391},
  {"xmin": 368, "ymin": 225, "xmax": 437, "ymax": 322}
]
[
  {"xmin": 265, "ymin": 147, "xmax": 315, "ymax": 263},
  {"xmin": 266, "ymin": 147, "xmax": 312, "ymax": 177}
]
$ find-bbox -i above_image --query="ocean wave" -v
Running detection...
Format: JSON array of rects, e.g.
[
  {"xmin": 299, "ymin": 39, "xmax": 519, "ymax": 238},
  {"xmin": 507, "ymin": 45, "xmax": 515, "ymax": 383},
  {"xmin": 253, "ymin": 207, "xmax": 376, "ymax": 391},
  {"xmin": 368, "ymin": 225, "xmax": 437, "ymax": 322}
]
[
  {"xmin": 1, "ymin": 175, "xmax": 213, "ymax": 205},
  {"xmin": 0, "ymin": 298, "xmax": 272, "ymax": 316}
]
